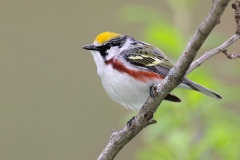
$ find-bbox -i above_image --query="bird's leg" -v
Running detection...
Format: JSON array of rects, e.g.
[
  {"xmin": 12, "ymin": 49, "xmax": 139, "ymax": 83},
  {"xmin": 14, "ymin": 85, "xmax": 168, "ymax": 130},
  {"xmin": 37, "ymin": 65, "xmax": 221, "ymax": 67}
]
[
  {"xmin": 149, "ymin": 85, "xmax": 157, "ymax": 98},
  {"xmin": 127, "ymin": 116, "xmax": 135, "ymax": 128}
]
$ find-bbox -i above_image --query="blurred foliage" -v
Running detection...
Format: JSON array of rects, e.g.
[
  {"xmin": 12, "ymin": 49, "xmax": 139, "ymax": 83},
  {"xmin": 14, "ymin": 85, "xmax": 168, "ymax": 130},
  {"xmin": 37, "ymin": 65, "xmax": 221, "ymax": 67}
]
[{"xmin": 119, "ymin": 2, "xmax": 240, "ymax": 160}]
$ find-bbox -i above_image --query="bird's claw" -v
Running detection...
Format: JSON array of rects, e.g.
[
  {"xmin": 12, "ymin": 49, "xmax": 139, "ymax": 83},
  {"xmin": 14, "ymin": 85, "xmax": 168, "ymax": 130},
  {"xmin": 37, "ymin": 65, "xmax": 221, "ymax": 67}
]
[
  {"xmin": 127, "ymin": 116, "xmax": 135, "ymax": 128},
  {"xmin": 149, "ymin": 85, "xmax": 157, "ymax": 98}
]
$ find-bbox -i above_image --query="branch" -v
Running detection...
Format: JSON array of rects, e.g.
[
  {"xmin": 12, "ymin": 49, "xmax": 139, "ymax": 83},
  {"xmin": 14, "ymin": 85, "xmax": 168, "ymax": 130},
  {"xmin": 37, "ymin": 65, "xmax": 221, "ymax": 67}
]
[
  {"xmin": 186, "ymin": 34, "xmax": 240, "ymax": 74},
  {"xmin": 187, "ymin": 0, "xmax": 240, "ymax": 74},
  {"xmin": 222, "ymin": 48, "xmax": 240, "ymax": 59},
  {"xmin": 232, "ymin": 0, "xmax": 240, "ymax": 34},
  {"xmin": 97, "ymin": 0, "xmax": 231, "ymax": 160}
]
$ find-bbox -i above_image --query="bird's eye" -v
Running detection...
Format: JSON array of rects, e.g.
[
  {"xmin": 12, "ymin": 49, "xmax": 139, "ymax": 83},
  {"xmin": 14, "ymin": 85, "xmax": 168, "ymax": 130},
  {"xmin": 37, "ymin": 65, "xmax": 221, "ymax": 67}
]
[{"xmin": 103, "ymin": 43, "xmax": 111, "ymax": 50}]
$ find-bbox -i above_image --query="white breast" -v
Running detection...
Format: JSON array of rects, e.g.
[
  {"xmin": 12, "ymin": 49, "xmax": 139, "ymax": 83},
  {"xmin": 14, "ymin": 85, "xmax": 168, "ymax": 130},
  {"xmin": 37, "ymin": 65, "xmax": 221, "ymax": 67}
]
[{"xmin": 91, "ymin": 51, "xmax": 162, "ymax": 110}]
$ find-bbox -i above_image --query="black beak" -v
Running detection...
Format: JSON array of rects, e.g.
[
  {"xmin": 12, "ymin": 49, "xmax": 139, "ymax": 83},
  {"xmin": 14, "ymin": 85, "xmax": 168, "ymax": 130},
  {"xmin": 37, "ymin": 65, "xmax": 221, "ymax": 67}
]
[{"xmin": 83, "ymin": 44, "xmax": 100, "ymax": 51}]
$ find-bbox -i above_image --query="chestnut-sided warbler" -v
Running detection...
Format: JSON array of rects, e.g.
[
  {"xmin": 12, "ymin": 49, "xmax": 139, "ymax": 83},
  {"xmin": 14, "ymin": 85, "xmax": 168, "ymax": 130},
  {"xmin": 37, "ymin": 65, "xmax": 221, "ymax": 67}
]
[{"xmin": 83, "ymin": 32, "xmax": 222, "ymax": 111}]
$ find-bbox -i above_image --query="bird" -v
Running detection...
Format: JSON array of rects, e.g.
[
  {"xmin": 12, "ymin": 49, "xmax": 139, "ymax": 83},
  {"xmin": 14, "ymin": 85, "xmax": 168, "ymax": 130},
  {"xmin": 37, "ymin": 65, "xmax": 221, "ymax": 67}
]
[{"xmin": 83, "ymin": 31, "xmax": 222, "ymax": 111}]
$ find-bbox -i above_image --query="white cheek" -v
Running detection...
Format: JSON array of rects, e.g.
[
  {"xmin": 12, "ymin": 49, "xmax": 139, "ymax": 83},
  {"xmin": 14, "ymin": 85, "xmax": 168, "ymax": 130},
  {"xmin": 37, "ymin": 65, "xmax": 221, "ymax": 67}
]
[{"xmin": 105, "ymin": 46, "xmax": 120, "ymax": 60}]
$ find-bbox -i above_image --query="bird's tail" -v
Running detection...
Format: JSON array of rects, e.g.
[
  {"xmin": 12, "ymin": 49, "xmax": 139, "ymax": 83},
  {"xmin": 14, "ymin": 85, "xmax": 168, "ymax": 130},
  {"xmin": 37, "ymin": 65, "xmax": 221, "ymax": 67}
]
[{"xmin": 182, "ymin": 78, "xmax": 222, "ymax": 100}]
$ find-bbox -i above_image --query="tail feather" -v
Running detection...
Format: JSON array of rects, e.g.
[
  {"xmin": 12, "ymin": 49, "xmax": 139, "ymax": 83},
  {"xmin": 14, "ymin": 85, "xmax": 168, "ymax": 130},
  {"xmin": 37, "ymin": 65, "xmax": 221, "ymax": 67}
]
[
  {"xmin": 165, "ymin": 93, "xmax": 182, "ymax": 102},
  {"xmin": 182, "ymin": 79, "xmax": 222, "ymax": 100}
]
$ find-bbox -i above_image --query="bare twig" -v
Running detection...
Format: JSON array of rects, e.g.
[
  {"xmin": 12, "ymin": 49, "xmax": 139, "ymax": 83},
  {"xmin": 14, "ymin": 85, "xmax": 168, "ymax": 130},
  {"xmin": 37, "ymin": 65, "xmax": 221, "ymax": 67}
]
[
  {"xmin": 222, "ymin": 49, "xmax": 240, "ymax": 59},
  {"xmin": 186, "ymin": 0, "xmax": 240, "ymax": 74},
  {"xmin": 186, "ymin": 0, "xmax": 240, "ymax": 75},
  {"xmin": 97, "ymin": 1, "xmax": 231, "ymax": 160},
  {"xmin": 186, "ymin": 34, "xmax": 240, "ymax": 74}
]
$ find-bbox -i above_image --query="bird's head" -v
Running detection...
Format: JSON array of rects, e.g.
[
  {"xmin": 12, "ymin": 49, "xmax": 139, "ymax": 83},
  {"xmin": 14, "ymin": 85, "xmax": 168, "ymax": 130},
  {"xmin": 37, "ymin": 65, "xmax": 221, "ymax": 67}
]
[{"xmin": 83, "ymin": 32, "xmax": 134, "ymax": 59}]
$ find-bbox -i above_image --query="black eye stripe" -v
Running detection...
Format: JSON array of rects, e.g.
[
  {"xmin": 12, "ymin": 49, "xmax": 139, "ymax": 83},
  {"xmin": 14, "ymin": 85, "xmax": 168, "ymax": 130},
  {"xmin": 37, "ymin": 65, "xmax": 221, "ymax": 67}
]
[
  {"xmin": 98, "ymin": 35, "xmax": 133, "ymax": 59},
  {"xmin": 98, "ymin": 44, "xmax": 111, "ymax": 52},
  {"xmin": 97, "ymin": 35, "xmax": 137, "ymax": 61},
  {"xmin": 104, "ymin": 39, "xmax": 120, "ymax": 47}
]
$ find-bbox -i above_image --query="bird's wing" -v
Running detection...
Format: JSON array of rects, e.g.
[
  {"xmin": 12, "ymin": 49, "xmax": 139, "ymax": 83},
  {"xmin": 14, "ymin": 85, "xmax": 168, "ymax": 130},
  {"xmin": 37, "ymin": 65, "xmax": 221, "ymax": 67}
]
[
  {"xmin": 122, "ymin": 45, "xmax": 174, "ymax": 77},
  {"xmin": 120, "ymin": 44, "xmax": 182, "ymax": 102}
]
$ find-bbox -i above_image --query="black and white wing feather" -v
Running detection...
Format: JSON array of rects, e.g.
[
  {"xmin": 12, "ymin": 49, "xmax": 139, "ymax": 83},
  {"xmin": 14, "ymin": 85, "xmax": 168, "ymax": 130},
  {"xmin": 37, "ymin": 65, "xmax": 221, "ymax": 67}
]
[{"xmin": 122, "ymin": 45, "xmax": 173, "ymax": 77}]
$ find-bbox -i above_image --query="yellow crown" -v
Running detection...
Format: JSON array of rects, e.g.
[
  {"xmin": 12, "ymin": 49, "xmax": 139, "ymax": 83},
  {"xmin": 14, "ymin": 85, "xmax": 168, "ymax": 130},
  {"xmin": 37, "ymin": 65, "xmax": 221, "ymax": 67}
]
[{"xmin": 94, "ymin": 32, "xmax": 121, "ymax": 45}]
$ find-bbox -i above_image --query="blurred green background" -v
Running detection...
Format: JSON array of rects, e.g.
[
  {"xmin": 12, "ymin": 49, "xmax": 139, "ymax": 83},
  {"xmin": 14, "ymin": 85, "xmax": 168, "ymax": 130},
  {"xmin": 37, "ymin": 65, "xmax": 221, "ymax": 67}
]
[{"xmin": 0, "ymin": 0, "xmax": 239, "ymax": 160}]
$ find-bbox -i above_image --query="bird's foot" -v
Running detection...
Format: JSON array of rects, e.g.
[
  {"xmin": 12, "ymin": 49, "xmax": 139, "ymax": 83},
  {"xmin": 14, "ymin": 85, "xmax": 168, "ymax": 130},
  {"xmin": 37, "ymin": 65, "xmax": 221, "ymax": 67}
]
[
  {"xmin": 149, "ymin": 85, "xmax": 157, "ymax": 98},
  {"xmin": 127, "ymin": 116, "xmax": 135, "ymax": 129}
]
